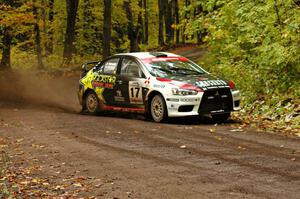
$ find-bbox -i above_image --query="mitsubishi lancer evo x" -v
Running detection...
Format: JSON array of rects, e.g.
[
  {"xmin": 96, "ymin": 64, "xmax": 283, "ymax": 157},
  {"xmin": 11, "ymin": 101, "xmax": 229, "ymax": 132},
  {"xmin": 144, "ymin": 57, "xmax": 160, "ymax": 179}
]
[{"xmin": 78, "ymin": 52, "xmax": 241, "ymax": 122}]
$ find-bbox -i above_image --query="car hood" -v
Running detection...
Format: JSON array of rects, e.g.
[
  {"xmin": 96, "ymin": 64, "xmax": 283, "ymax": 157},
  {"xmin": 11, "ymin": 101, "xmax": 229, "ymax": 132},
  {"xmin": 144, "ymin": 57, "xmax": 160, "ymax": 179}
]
[{"xmin": 161, "ymin": 74, "xmax": 229, "ymax": 90}]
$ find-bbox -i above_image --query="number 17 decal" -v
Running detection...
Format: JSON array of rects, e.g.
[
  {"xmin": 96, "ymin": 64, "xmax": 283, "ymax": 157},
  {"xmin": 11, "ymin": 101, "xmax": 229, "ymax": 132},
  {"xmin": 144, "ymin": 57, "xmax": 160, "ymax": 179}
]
[{"xmin": 129, "ymin": 81, "xmax": 143, "ymax": 104}]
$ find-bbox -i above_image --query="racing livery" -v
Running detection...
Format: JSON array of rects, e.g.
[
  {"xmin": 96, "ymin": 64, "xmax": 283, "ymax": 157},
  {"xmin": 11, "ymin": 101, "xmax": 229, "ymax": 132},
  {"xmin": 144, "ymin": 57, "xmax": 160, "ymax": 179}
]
[{"xmin": 78, "ymin": 52, "xmax": 241, "ymax": 122}]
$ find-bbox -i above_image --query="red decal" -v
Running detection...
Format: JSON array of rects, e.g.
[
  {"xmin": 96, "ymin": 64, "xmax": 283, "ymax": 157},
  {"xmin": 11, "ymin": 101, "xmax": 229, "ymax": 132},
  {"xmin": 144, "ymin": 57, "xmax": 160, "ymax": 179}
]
[
  {"xmin": 180, "ymin": 83, "xmax": 203, "ymax": 92},
  {"xmin": 144, "ymin": 77, "xmax": 150, "ymax": 84},
  {"xmin": 156, "ymin": 77, "xmax": 172, "ymax": 82},
  {"xmin": 102, "ymin": 105, "xmax": 145, "ymax": 113},
  {"xmin": 92, "ymin": 81, "xmax": 114, "ymax": 89},
  {"xmin": 142, "ymin": 57, "xmax": 188, "ymax": 64}
]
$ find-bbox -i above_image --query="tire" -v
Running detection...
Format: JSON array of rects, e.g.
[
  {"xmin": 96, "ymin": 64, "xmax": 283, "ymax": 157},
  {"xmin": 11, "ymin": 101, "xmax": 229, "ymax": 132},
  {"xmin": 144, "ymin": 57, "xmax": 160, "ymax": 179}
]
[
  {"xmin": 85, "ymin": 91, "xmax": 101, "ymax": 115},
  {"xmin": 212, "ymin": 112, "xmax": 230, "ymax": 123},
  {"xmin": 150, "ymin": 95, "xmax": 167, "ymax": 123}
]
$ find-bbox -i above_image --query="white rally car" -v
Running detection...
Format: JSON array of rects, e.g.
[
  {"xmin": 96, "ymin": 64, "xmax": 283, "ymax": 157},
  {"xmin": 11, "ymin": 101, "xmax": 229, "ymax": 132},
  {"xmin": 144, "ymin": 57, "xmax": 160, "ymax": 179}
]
[{"xmin": 78, "ymin": 52, "xmax": 241, "ymax": 122}]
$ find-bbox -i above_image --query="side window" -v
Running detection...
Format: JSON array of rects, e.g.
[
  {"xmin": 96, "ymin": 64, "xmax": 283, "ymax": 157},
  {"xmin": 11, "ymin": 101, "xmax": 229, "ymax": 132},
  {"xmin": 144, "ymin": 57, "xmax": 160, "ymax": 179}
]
[
  {"xmin": 101, "ymin": 58, "xmax": 120, "ymax": 74},
  {"xmin": 120, "ymin": 58, "xmax": 144, "ymax": 78}
]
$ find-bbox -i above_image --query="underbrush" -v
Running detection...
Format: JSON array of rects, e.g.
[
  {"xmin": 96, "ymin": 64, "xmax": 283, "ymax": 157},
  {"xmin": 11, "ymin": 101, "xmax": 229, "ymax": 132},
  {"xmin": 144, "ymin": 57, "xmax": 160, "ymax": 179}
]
[
  {"xmin": 198, "ymin": 50, "xmax": 300, "ymax": 135},
  {"xmin": 10, "ymin": 49, "xmax": 102, "ymax": 70}
]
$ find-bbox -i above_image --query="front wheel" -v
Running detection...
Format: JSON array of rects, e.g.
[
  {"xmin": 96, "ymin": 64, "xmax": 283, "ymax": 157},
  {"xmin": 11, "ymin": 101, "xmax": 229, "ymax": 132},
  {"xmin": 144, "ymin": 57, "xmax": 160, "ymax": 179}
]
[
  {"xmin": 150, "ymin": 95, "xmax": 167, "ymax": 123},
  {"xmin": 85, "ymin": 91, "xmax": 101, "ymax": 115},
  {"xmin": 212, "ymin": 112, "xmax": 231, "ymax": 123}
]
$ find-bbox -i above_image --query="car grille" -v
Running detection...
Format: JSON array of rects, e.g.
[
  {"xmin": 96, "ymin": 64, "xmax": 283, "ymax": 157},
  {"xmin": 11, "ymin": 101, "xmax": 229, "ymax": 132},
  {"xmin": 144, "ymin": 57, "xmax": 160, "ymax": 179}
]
[{"xmin": 199, "ymin": 88, "xmax": 233, "ymax": 114}]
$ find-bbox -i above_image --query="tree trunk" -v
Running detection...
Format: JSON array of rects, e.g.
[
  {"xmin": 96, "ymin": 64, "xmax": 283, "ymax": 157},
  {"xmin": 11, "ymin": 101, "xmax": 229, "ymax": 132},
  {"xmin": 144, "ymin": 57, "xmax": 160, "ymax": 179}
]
[
  {"xmin": 0, "ymin": 27, "xmax": 12, "ymax": 70},
  {"xmin": 164, "ymin": 1, "xmax": 174, "ymax": 45},
  {"xmin": 138, "ymin": 0, "xmax": 144, "ymax": 44},
  {"xmin": 182, "ymin": 0, "xmax": 191, "ymax": 44},
  {"xmin": 174, "ymin": 0, "xmax": 180, "ymax": 44},
  {"xmin": 83, "ymin": 0, "xmax": 96, "ymax": 55},
  {"xmin": 158, "ymin": 0, "xmax": 164, "ymax": 46},
  {"xmin": 103, "ymin": 0, "xmax": 111, "ymax": 58},
  {"xmin": 124, "ymin": 0, "xmax": 139, "ymax": 52},
  {"xmin": 45, "ymin": 0, "xmax": 54, "ymax": 55},
  {"xmin": 33, "ymin": 0, "xmax": 44, "ymax": 69},
  {"xmin": 63, "ymin": 0, "xmax": 79, "ymax": 63},
  {"xmin": 143, "ymin": 0, "xmax": 148, "ymax": 44}
]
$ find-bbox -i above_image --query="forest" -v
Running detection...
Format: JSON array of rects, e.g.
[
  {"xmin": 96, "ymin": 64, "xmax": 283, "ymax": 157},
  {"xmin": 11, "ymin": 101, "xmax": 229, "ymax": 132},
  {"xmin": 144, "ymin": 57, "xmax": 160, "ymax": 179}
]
[{"xmin": 0, "ymin": 0, "xmax": 299, "ymax": 132}]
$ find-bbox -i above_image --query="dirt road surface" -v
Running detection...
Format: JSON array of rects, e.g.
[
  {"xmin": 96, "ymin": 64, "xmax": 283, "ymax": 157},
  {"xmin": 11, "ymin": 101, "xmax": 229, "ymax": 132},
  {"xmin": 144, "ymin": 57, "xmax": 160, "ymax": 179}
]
[
  {"xmin": 0, "ymin": 48, "xmax": 299, "ymax": 198},
  {"xmin": 1, "ymin": 76, "xmax": 299, "ymax": 199}
]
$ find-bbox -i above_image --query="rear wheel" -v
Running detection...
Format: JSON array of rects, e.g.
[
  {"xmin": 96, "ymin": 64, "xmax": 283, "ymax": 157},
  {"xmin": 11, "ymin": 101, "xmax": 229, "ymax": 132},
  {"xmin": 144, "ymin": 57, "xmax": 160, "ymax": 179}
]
[
  {"xmin": 85, "ymin": 91, "xmax": 101, "ymax": 115},
  {"xmin": 212, "ymin": 112, "xmax": 230, "ymax": 123},
  {"xmin": 150, "ymin": 95, "xmax": 167, "ymax": 123}
]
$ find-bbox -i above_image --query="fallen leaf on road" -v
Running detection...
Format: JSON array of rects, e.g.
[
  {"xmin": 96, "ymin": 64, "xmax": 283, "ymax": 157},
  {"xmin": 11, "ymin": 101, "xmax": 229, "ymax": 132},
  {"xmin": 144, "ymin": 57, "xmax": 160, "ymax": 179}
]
[
  {"xmin": 73, "ymin": 183, "xmax": 82, "ymax": 187},
  {"xmin": 230, "ymin": 128, "xmax": 244, "ymax": 132},
  {"xmin": 214, "ymin": 136, "xmax": 222, "ymax": 141},
  {"xmin": 16, "ymin": 138, "xmax": 24, "ymax": 143},
  {"xmin": 54, "ymin": 185, "xmax": 64, "ymax": 190},
  {"xmin": 237, "ymin": 146, "xmax": 246, "ymax": 150},
  {"xmin": 209, "ymin": 128, "xmax": 216, "ymax": 133}
]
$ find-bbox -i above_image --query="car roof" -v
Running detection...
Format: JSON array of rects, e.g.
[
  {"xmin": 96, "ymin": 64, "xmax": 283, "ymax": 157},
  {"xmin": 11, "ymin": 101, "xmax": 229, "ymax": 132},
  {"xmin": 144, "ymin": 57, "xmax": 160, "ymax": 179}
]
[{"xmin": 115, "ymin": 52, "xmax": 181, "ymax": 60}]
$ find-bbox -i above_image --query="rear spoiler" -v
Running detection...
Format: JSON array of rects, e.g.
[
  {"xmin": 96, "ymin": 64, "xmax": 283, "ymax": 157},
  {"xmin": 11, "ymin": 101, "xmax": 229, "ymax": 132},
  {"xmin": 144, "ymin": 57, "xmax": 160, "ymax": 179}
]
[{"xmin": 81, "ymin": 61, "xmax": 100, "ymax": 73}]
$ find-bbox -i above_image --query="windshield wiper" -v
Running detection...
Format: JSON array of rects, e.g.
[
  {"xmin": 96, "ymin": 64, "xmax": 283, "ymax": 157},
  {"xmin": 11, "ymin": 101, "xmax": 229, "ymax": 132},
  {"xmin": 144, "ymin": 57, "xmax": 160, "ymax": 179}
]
[{"xmin": 151, "ymin": 66, "xmax": 172, "ymax": 73}]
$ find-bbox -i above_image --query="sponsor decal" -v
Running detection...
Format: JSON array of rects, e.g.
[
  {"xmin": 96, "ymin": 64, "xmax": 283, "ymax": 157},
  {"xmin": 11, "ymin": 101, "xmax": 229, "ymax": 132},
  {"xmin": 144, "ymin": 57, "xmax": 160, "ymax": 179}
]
[
  {"xmin": 195, "ymin": 80, "xmax": 227, "ymax": 88},
  {"xmin": 114, "ymin": 96, "xmax": 125, "ymax": 102},
  {"xmin": 153, "ymin": 84, "xmax": 165, "ymax": 88},
  {"xmin": 91, "ymin": 74, "xmax": 116, "ymax": 89},
  {"xmin": 180, "ymin": 98, "xmax": 199, "ymax": 102},
  {"xmin": 93, "ymin": 74, "xmax": 116, "ymax": 84},
  {"xmin": 92, "ymin": 81, "xmax": 114, "ymax": 89},
  {"xmin": 114, "ymin": 90, "xmax": 125, "ymax": 102},
  {"xmin": 116, "ymin": 90, "xmax": 122, "ymax": 97},
  {"xmin": 102, "ymin": 105, "xmax": 145, "ymax": 113}
]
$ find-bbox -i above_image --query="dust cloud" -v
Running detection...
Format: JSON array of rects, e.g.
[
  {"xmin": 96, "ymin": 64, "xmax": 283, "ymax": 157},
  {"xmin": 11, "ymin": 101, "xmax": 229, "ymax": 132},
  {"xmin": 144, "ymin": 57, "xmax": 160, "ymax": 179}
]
[{"xmin": 0, "ymin": 71, "xmax": 81, "ymax": 113}]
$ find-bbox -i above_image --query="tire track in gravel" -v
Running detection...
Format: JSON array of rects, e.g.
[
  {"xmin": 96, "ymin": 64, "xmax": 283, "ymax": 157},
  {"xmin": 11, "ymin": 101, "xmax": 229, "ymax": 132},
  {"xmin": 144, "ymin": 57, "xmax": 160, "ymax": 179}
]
[
  {"xmin": 58, "ymin": 126, "xmax": 300, "ymax": 181},
  {"xmin": 54, "ymin": 112, "xmax": 300, "ymax": 160},
  {"xmin": 132, "ymin": 124, "xmax": 300, "ymax": 161},
  {"xmin": 48, "ymin": 112, "xmax": 300, "ymax": 181}
]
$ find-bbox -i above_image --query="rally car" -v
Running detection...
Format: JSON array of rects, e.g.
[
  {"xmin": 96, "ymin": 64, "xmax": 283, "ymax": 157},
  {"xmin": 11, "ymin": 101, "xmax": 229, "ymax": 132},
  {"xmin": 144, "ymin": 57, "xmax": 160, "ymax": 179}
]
[{"xmin": 78, "ymin": 52, "xmax": 241, "ymax": 122}]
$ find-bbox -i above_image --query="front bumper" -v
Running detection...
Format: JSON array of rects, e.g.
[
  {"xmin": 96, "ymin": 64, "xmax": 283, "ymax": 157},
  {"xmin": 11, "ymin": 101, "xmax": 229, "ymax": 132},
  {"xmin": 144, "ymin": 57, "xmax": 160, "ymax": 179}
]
[
  {"xmin": 164, "ymin": 89, "xmax": 241, "ymax": 117},
  {"xmin": 165, "ymin": 93, "xmax": 203, "ymax": 117}
]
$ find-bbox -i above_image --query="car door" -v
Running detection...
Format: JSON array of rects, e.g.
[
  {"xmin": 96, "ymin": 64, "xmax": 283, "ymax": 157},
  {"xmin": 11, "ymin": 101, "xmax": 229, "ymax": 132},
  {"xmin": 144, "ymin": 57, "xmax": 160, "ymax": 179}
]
[
  {"xmin": 92, "ymin": 57, "xmax": 120, "ymax": 106},
  {"xmin": 114, "ymin": 57, "xmax": 146, "ymax": 108}
]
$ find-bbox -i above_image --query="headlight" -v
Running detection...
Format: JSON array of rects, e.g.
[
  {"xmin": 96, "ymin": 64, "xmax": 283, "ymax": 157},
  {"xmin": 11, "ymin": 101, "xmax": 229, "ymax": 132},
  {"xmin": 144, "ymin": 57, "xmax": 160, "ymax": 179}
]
[{"xmin": 172, "ymin": 88, "xmax": 198, "ymax": 96}]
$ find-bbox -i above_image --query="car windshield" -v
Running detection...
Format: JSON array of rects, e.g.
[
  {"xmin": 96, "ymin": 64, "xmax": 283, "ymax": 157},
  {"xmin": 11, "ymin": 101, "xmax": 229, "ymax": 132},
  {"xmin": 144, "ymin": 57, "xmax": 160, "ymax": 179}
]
[{"xmin": 142, "ymin": 58, "xmax": 207, "ymax": 78}]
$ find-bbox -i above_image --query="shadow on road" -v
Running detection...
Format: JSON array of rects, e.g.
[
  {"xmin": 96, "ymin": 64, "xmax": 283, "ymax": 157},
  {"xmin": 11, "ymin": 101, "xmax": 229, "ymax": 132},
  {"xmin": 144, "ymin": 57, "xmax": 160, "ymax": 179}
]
[{"xmin": 83, "ymin": 111, "xmax": 241, "ymax": 126}]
